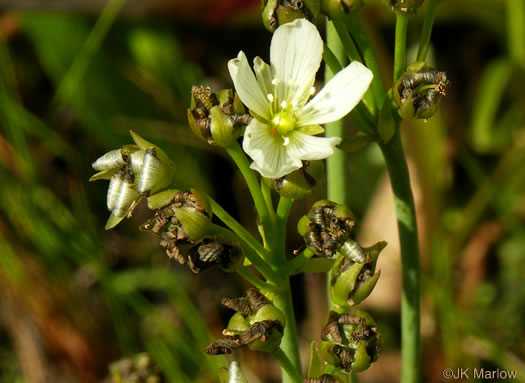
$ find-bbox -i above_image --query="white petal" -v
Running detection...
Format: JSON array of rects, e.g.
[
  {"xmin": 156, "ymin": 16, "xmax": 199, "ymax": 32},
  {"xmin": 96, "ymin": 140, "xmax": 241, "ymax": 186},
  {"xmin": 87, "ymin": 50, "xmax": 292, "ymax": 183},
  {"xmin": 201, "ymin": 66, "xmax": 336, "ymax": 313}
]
[
  {"xmin": 228, "ymin": 52, "xmax": 271, "ymax": 121},
  {"xmin": 296, "ymin": 61, "xmax": 373, "ymax": 126},
  {"xmin": 287, "ymin": 132, "xmax": 342, "ymax": 161},
  {"xmin": 253, "ymin": 57, "xmax": 274, "ymax": 98},
  {"xmin": 270, "ymin": 19, "xmax": 322, "ymax": 108},
  {"xmin": 242, "ymin": 119, "xmax": 302, "ymax": 179}
]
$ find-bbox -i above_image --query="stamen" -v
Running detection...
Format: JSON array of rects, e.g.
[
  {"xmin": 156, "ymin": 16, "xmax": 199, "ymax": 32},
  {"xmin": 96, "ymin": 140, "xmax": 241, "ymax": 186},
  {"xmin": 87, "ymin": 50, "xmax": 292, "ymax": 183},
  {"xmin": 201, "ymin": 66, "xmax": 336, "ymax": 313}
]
[
  {"xmin": 272, "ymin": 78, "xmax": 279, "ymax": 86},
  {"xmin": 280, "ymin": 100, "xmax": 288, "ymax": 109},
  {"xmin": 309, "ymin": 86, "xmax": 316, "ymax": 95},
  {"xmin": 283, "ymin": 137, "xmax": 290, "ymax": 146},
  {"xmin": 267, "ymin": 94, "xmax": 274, "ymax": 102}
]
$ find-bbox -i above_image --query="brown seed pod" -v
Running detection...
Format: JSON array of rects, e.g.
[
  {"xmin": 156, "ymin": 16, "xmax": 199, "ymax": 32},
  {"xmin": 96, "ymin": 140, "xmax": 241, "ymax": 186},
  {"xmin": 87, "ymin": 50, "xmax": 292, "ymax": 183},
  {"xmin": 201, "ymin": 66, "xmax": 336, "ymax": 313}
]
[
  {"xmin": 238, "ymin": 320, "xmax": 282, "ymax": 345},
  {"xmin": 246, "ymin": 288, "xmax": 268, "ymax": 311},
  {"xmin": 221, "ymin": 297, "xmax": 252, "ymax": 316},
  {"xmin": 204, "ymin": 338, "xmax": 241, "ymax": 355}
]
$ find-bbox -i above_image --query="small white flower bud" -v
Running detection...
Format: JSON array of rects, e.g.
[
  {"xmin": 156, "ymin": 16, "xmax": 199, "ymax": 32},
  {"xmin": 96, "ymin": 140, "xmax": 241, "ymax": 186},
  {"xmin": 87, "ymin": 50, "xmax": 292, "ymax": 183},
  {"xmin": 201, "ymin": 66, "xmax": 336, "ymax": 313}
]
[{"xmin": 92, "ymin": 149, "xmax": 126, "ymax": 171}]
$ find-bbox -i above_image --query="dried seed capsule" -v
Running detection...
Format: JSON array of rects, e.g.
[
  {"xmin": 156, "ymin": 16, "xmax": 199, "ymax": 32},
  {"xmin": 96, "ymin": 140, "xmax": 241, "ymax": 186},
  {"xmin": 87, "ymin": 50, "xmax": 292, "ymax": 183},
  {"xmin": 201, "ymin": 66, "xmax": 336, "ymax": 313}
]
[
  {"xmin": 393, "ymin": 61, "xmax": 449, "ymax": 120},
  {"xmin": 298, "ymin": 200, "xmax": 355, "ymax": 258},
  {"xmin": 205, "ymin": 338, "xmax": 241, "ymax": 355},
  {"xmin": 221, "ymin": 297, "xmax": 252, "ymax": 316}
]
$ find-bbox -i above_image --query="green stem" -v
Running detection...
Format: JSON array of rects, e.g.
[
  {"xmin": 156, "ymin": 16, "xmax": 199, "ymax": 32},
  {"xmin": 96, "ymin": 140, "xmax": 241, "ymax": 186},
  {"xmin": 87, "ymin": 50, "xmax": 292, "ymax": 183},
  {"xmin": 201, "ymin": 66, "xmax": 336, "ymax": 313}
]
[
  {"xmin": 416, "ymin": 0, "xmax": 441, "ymax": 62},
  {"xmin": 345, "ymin": 14, "xmax": 385, "ymax": 112},
  {"xmin": 283, "ymin": 248, "xmax": 314, "ymax": 276},
  {"xmin": 394, "ymin": 14, "xmax": 409, "ymax": 82},
  {"xmin": 236, "ymin": 266, "xmax": 274, "ymax": 291},
  {"xmin": 378, "ymin": 128, "xmax": 420, "ymax": 383},
  {"xmin": 208, "ymin": 201, "xmax": 278, "ymax": 282},
  {"xmin": 272, "ymin": 348, "xmax": 304, "ymax": 383},
  {"xmin": 261, "ymin": 179, "xmax": 276, "ymax": 221},
  {"xmin": 273, "ymin": 282, "xmax": 302, "ymax": 383},
  {"xmin": 274, "ymin": 196, "xmax": 293, "ymax": 263},
  {"xmin": 325, "ymin": 21, "xmax": 349, "ymax": 207},
  {"xmin": 225, "ymin": 142, "xmax": 273, "ymax": 236}
]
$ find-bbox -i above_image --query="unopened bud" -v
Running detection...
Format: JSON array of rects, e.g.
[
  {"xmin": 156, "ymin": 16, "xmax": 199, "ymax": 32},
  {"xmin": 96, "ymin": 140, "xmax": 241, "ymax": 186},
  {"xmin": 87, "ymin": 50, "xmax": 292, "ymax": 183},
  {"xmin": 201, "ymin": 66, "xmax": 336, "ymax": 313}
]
[
  {"xmin": 262, "ymin": 0, "xmax": 321, "ymax": 32},
  {"xmin": 188, "ymin": 86, "xmax": 249, "ymax": 147},
  {"xmin": 393, "ymin": 61, "xmax": 449, "ymax": 120},
  {"xmin": 272, "ymin": 160, "xmax": 323, "ymax": 200}
]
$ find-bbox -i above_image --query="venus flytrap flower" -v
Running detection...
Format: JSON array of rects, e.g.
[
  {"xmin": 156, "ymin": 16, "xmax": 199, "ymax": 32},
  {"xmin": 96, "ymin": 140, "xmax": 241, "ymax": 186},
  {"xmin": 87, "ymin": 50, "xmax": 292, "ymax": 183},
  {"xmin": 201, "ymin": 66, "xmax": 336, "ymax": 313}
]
[{"xmin": 228, "ymin": 18, "xmax": 373, "ymax": 179}]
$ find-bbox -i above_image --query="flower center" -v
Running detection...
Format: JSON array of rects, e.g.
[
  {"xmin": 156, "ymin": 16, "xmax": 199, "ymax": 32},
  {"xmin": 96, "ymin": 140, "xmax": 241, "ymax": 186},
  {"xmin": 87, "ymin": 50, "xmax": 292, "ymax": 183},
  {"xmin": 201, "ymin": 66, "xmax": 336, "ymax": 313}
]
[{"xmin": 272, "ymin": 108, "xmax": 296, "ymax": 136}]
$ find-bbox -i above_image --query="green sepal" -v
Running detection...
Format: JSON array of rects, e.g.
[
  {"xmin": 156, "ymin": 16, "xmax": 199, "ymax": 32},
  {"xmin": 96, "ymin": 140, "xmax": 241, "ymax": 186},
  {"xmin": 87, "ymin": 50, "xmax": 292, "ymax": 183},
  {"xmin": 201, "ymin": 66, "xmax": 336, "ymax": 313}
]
[
  {"xmin": 262, "ymin": 0, "xmax": 279, "ymax": 31},
  {"xmin": 173, "ymin": 207, "xmax": 211, "ymax": 240},
  {"xmin": 330, "ymin": 260, "xmax": 364, "ymax": 307},
  {"xmin": 147, "ymin": 189, "xmax": 180, "ymax": 210},
  {"xmin": 226, "ymin": 312, "xmax": 250, "ymax": 334},
  {"xmin": 337, "ymin": 131, "xmax": 375, "ymax": 152},
  {"xmin": 307, "ymin": 341, "xmax": 323, "ymax": 379},
  {"xmin": 350, "ymin": 342, "xmax": 371, "ymax": 372},
  {"xmin": 350, "ymin": 270, "xmax": 381, "ymax": 306},
  {"xmin": 247, "ymin": 328, "xmax": 283, "ymax": 352},
  {"xmin": 252, "ymin": 304, "xmax": 286, "ymax": 327},
  {"xmin": 89, "ymin": 168, "xmax": 118, "ymax": 182},
  {"xmin": 187, "ymin": 108, "xmax": 205, "ymax": 141},
  {"xmin": 105, "ymin": 213, "xmax": 126, "ymax": 230},
  {"xmin": 297, "ymin": 215, "xmax": 311, "ymax": 236}
]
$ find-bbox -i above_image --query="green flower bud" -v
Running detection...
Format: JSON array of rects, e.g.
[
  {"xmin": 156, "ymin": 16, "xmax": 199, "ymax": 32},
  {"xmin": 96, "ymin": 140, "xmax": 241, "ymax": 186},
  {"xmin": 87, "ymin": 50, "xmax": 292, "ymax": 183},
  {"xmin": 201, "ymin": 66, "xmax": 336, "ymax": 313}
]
[
  {"xmin": 382, "ymin": 0, "xmax": 424, "ymax": 14},
  {"xmin": 321, "ymin": 0, "xmax": 363, "ymax": 20},
  {"xmin": 330, "ymin": 240, "xmax": 386, "ymax": 307},
  {"xmin": 393, "ymin": 61, "xmax": 449, "ymax": 120},
  {"xmin": 188, "ymin": 86, "xmax": 250, "ymax": 147},
  {"xmin": 319, "ymin": 310, "xmax": 382, "ymax": 373},
  {"xmin": 298, "ymin": 200, "xmax": 355, "ymax": 257},
  {"xmin": 272, "ymin": 160, "xmax": 323, "ymax": 200},
  {"xmin": 262, "ymin": 0, "xmax": 321, "ymax": 32}
]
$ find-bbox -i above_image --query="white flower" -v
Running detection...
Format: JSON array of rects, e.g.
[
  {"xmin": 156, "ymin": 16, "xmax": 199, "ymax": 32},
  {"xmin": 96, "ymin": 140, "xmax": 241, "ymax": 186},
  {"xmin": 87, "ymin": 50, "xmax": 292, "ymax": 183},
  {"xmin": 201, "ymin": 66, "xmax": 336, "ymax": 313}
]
[{"xmin": 228, "ymin": 18, "xmax": 373, "ymax": 179}]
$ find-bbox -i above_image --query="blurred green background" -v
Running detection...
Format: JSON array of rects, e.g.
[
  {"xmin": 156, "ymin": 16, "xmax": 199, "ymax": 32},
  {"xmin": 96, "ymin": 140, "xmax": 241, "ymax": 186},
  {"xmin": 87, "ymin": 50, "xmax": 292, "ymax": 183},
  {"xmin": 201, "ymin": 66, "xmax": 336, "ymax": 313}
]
[{"xmin": 0, "ymin": 0, "xmax": 524, "ymax": 382}]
